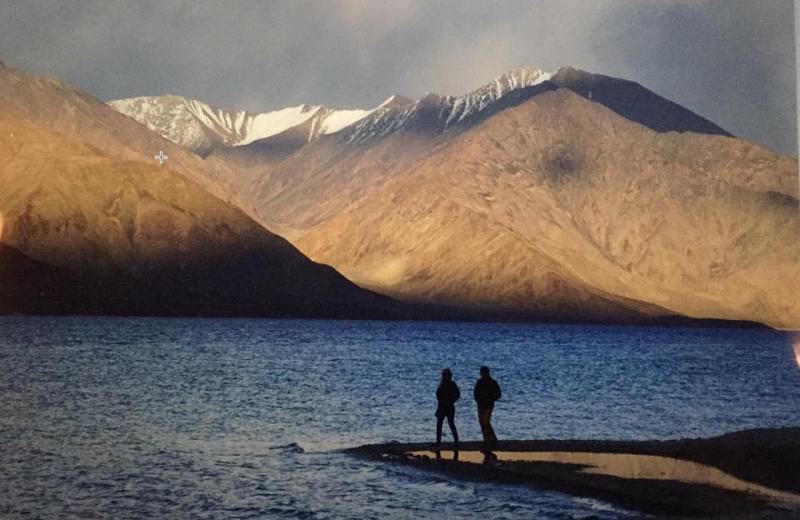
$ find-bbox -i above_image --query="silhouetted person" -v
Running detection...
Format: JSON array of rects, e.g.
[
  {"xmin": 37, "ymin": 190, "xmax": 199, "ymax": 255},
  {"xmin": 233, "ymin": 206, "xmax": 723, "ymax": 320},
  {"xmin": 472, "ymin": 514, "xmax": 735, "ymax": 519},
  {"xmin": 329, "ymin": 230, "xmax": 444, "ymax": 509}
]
[
  {"xmin": 435, "ymin": 368, "xmax": 460, "ymax": 447},
  {"xmin": 474, "ymin": 366, "xmax": 501, "ymax": 449}
]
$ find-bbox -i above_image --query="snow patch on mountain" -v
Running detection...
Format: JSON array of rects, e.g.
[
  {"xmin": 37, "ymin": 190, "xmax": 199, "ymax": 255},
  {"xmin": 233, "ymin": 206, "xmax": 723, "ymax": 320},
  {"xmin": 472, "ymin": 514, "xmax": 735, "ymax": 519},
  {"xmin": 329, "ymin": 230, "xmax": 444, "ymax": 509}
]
[
  {"xmin": 109, "ymin": 95, "xmax": 249, "ymax": 155},
  {"xmin": 345, "ymin": 67, "xmax": 555, "ymax": 144},
  {"xmin": 239, "ymin": 104, "xmax": 321, "ymax": 145},
  {"xmin": 110, "ymin": 95, "xmax": 383, "ymax": 153},
  {"xmin": 320, "ymin": 108, "xmax": 375, "ymax": 134},
  {"xmin": 109, "ymin": 67, "xmax": 555, "ymax": 153},
  {"xmin": 444, "ymin": 68, "xmax": 553, "ymax": 127}
]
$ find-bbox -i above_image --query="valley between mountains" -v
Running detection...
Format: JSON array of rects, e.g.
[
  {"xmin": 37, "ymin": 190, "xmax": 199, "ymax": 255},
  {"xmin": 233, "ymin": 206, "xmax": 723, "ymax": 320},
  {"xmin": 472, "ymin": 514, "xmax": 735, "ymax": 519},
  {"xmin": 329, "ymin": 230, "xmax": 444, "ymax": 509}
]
[{"xmin": 1, "ymin": 59, "xmax": 797, "ymax": 328}]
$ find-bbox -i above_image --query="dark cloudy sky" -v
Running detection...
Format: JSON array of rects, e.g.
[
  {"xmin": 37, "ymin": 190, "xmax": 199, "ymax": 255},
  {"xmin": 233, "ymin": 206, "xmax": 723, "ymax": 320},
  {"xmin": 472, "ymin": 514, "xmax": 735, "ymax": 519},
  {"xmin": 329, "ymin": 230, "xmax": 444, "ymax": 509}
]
[{"xmin": 0, "ymin": 0, "xmax": 796, "ymax": 155}]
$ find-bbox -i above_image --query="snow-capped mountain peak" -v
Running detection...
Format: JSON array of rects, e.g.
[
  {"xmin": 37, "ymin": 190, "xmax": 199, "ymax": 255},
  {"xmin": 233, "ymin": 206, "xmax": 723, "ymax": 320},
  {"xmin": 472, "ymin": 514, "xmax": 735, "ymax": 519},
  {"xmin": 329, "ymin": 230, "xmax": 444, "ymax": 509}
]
[
  {"xmin": 443, "ymin": 67, "xmax": 553, "ymax": 127},
  {"xmin": 344, "ymin": 67, "xmax": 556, "ymax": 144},
  {"xmin": 489, "ymin": 67, "xmax": 553, "ymax": 92},
  {"xmin": 109, "ymin": 95, "xmax": 389, "ymax": 154},
  {"xmin": 108, "ymin": 67, "xmax": 555, "ymax": 154},
  {"xmin": 109, "ymin": 95, "xmax": 250, "ymax": 155}
]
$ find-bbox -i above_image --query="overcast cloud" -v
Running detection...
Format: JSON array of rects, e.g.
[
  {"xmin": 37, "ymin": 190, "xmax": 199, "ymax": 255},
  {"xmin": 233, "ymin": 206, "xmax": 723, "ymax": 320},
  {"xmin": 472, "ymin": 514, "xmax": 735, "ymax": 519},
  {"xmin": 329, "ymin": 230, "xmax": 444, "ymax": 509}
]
[{"xmin": 0, "ymin": 0, "xmax": 796, "ymax": 155}]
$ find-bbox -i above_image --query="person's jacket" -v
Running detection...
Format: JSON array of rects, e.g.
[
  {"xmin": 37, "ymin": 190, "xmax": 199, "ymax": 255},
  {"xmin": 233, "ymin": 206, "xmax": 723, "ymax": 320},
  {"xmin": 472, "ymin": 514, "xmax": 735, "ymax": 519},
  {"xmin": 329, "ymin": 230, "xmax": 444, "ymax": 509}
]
[
  {"xmin": 473, "ymin": 376, "xmax": 501, "ymax": 408},
  {"xmin": 436, "ymin": 380, "xmax": 461, "ymax": 406}
]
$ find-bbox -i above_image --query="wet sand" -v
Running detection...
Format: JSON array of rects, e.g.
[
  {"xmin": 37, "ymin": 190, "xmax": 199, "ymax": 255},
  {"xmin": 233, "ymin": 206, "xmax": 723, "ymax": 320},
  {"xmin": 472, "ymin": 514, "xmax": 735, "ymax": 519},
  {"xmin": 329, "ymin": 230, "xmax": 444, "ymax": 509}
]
[{"xmin": 346, "ymin": 427, "xmax": 800, "ymax": 518}]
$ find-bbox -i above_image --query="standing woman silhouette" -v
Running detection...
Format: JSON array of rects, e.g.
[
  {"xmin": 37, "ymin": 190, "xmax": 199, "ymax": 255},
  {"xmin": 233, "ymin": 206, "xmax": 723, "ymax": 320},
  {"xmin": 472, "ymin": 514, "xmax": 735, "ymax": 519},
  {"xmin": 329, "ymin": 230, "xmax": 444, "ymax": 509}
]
[{"xmin": 435, "ymin": 368, "xmax": 460, "ymax": 447}]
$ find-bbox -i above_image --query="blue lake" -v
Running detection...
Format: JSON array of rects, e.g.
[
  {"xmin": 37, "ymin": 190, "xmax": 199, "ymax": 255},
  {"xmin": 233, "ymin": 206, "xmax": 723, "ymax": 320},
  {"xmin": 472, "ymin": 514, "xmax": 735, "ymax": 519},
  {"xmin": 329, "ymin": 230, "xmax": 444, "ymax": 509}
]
[{"xmin": 1, "ymin": 317, "xmax": 799, "ymax": 519}]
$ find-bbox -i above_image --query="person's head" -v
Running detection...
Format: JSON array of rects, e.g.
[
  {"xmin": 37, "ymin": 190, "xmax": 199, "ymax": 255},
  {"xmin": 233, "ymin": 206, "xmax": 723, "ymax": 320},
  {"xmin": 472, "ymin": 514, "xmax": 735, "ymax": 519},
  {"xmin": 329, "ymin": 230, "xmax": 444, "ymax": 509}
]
[
  {"xmin": 441, "ymin": 368, "xmax": 453, "ymax": 382},
  {"xmin": 480, "ymin": 366, "xmax": 490, "ymax": 378}
]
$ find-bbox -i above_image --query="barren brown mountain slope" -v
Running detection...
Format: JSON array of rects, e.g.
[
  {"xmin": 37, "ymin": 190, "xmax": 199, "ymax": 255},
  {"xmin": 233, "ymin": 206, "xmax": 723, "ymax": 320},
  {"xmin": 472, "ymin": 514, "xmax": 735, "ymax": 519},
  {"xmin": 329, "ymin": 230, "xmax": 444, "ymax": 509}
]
[
  {"xmin": 0, "ymin": 111, "xmax": 397, "ymax": 317},
  {"xmin": 295, "ymin": 89, "xmax": 800, "ymax": 328},
  {"xmin": 205, "ymin": 70, "xmax": 741, "ymax": 245},
  {"xmin": 0, "ymin": 63, "xmax": 240, "ymax": 203},
  {"xmin": 220, "ymin": 84, "xmax": 569, "ymax": 238},
  {"xmin": 203, "ymin": 97, "xmax": 430, "ymax": 239}
]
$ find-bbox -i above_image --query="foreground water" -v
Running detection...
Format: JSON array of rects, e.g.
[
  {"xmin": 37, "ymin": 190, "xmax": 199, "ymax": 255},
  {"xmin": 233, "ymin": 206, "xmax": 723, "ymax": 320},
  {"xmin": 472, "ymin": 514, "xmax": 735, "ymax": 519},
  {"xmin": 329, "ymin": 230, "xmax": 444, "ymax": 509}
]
[{"xmin": 1, "ymin": 317, "xmax": 799, "ymax": 519}]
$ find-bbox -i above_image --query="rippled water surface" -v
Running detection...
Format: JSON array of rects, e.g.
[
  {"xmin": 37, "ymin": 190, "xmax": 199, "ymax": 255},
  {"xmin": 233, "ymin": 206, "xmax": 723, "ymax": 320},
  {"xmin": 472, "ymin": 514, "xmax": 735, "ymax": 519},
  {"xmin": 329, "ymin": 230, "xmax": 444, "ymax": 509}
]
[{"xmin": 1, "ymin": 317, "xmax": 799, "ymax": 519}]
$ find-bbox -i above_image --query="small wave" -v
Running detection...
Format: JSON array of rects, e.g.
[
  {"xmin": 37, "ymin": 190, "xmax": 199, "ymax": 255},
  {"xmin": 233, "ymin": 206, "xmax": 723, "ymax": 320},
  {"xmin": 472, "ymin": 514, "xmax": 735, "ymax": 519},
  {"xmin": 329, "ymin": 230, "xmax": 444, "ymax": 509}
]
[{"xmin": 268, "ymin": 442, "xmax": 305, "ymax": 454}]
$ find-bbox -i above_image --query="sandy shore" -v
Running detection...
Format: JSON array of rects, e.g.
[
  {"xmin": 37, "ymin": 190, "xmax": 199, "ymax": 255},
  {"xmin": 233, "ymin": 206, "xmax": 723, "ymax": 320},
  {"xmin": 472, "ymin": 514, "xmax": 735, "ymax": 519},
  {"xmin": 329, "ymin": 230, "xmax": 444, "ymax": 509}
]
[{"xmin": 346, "ymin": 427, "xmax": 800, "ymax": 518}]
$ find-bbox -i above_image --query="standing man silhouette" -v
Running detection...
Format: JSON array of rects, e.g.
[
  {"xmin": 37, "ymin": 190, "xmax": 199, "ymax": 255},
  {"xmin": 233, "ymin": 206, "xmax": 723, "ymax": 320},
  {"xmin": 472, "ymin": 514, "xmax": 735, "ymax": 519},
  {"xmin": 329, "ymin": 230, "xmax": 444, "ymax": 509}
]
[
  {"xmin": 474, "ymin": 366, "xmax": 501, "ymax": 448},
  {"xmin": 435, "ymin": 368, "xmax": 460, "ymax": 447}
]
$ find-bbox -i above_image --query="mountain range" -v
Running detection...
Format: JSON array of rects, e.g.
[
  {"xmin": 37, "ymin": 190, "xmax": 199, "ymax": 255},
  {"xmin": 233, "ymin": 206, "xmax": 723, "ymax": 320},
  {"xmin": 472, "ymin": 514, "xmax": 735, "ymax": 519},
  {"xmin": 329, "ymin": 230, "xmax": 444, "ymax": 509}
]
[
  {"xmin": 0, "ymin": 60, "xmax": 402, "ymax": 319},
  {"xmin": 108, "ymin": 95, "xmax": 389, "ymax": 157},
  {"xmin": 1, "ymin": 59, "xmax": 797, "ymax": 327}
]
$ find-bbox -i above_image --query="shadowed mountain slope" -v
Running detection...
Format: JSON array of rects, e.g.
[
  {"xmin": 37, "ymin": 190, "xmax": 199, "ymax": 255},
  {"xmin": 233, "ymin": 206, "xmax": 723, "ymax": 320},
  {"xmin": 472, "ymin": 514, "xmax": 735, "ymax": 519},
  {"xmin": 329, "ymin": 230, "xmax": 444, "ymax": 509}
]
[
  {"xmin": 0, "ymin": 68, "xmax": 401, "ymax": 318},
  {"xmin": 16, "ymin": 60, "xmax": 796, "ymax": 326},
  {"xmin": 551, "ymin": 67, "xmax": 732, "ymax": 137}
]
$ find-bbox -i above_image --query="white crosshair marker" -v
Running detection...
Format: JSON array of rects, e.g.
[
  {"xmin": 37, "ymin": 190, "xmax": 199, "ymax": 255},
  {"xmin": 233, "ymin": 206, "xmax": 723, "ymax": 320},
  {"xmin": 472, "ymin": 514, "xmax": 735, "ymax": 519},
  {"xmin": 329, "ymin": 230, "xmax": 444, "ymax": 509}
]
[{"xmin": 154, "ymin": 150, "xmax": 168, "ymax": 165}]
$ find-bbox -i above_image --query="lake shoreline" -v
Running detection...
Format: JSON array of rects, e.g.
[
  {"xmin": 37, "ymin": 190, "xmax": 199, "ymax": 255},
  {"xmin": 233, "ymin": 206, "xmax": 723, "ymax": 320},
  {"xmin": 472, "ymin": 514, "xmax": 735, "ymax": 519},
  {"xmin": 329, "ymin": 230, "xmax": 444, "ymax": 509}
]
[{"xmin": 347, "ymin": 427, "xmax": 800, "ymax": 518}]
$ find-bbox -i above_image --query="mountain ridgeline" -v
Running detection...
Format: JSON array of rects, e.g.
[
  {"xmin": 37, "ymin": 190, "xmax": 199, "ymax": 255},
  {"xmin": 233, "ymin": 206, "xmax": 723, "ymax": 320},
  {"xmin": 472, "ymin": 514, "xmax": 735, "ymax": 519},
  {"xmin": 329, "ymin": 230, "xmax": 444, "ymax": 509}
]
[
  {"xmin": 0, "ymin": 63, "xmax": 405, "ymax": 319},
  {"xmin": 2, "ymin": 61, "xmax": 797, "ymax": 328}
]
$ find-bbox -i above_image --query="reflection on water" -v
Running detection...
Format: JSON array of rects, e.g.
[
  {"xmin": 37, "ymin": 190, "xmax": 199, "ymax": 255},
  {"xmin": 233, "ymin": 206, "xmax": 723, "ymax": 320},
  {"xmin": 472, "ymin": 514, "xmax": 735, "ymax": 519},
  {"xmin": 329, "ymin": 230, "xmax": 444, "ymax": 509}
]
[
  {"xmin": 408, "ymin": 450, "xmax": 800, "ymax": 508},
  {"xmin": 794, "ymin": 338, "xmax": 800, "ymax": 368}
]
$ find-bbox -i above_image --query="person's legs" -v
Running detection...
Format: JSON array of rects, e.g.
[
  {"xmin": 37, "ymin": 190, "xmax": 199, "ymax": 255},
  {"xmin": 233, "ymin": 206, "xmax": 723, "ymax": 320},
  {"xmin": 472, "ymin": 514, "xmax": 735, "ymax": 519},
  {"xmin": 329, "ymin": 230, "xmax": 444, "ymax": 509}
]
[
  {"xmin": 478, "ymin": 406, "xmax": 490, "ymax": 443},
  {"xmin": 484, "ymin": 407, "xmax": 497, "ymax": 444},
  {"xmin": 478, "ymin": 406, "xmax": 497, "ymax": 445},
  {"xmin": 446, "ymin": 411, "xmax": 459, "ymax": 444},
  {"xmin": 436, "ymin": 415, "xmax": 444, "ymax": 445}
]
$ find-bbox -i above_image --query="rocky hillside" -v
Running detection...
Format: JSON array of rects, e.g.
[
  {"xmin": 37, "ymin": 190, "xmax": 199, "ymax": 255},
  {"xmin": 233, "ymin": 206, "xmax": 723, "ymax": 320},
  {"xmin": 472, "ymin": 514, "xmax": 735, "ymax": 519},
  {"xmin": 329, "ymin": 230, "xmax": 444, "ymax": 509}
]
[
  {"xmin": 7, "ymin": 59, "xmax": 797, "ymax": 327},
  {"xmin": 0, "ymin": 65, "xmax": 399, "ymax": 318},
  {"xmin": 296, "ymin": 89, "xmax": 799, "ymax": 328},
  {"xmin": 195, "ymin": 68, "xmax": 798, "ymax": 328},
  {"xmin": 108, "ymin": 63, "xmax": 800, "ymax": 328}
]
